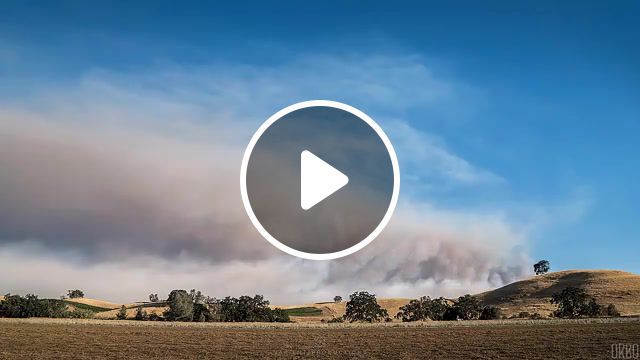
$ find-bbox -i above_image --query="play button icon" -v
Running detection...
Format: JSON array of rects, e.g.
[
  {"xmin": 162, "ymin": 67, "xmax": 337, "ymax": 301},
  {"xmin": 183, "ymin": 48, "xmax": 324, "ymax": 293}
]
[
  {"xmin": 241, "ymin": 100, "xmax": 400, "ymax": 260},
  {"xmin": 300, "ymin": 150, "xmax": 349, "ymax": 210}
]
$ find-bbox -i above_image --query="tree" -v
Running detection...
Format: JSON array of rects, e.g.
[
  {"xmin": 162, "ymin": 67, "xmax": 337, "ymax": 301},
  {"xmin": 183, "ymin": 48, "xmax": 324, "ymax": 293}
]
[
  {"xmin": 134, "ymin": 306, "xmax": 147, "ymax": 321},
  {"xmin": 149, "ymin": 294, "xmax": 159, "ymax": 303},
  {"xmin": 479, "ymin": 305, "xmax": 501, "ymax": 320},
  {"xmin": 452, "ymin": 295, "xmax": 482, "ymax": 320},
  {"xmin": 116, "ymin": 305, "xmax": 127, "ymax": 320},
  {"xmin": 396, "ymin": 296, "xmax": 451, "ymax": 322},
  {"xmin": 533, "ymin": 260, "xmax": 550, "ymax": 275},
  {"xmin": 67, "ymin": 290, "xmax": 84, "ymax": 299},
  {"xmin": 215, "ymin": 294, "xmax": 274, "ymax": 322},
  {"xmin": 333, "ymin": 296, "xmax": 342, "ymax": 303},
  {"xmin": 343, "ymin": 291, "xmax": 389, "ymax": 323},
  {"xmin": 551, "ymin": 287, "xmax": 603, "ymax": 318},
  {"xmin": 164, "ymin": 290, "xmax": 194, "ymax": 321},
  {"xmin": 0, "ymin": 294, "xmax": 67, "ymax": 318}
]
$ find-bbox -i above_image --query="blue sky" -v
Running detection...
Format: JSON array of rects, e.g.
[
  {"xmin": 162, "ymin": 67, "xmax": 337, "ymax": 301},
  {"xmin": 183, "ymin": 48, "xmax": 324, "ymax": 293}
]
[{"xmin": 0, "ymin": 1, "xmax": 639, "ymax": 299}]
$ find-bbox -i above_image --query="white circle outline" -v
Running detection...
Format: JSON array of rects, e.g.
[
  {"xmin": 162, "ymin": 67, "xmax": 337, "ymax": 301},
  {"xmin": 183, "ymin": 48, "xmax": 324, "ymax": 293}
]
[{"xmin": 240, "ymin": 100, "xmax": 400, "ymax": 260}]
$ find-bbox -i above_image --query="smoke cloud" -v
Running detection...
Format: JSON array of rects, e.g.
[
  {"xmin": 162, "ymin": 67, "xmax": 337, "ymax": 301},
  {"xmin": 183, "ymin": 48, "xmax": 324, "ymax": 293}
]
[{"xmin": 0, "ymin": 54, "xmax": 530, "ymax": 302}]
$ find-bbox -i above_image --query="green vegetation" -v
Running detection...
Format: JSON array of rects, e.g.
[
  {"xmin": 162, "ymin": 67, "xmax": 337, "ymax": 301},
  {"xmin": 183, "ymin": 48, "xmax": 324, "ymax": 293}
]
[
  {"xmin": 116, "ymin": 305, "xmax": 127, "ymax": 320},
  {"xmin": 344, "ymin": 291, "xmax": 389, "ymax": 323},
  {"xmin": 66, "ymin": 289, "xmax": 84, "ymax": 299},
  {"xmin": 534, "ymin": 260, "xmax": 551, "ymax": 275},
  {"xmin": 396, "ymin": 294, "xmax": 503, "ymax": 322},
  {"xmin": 551, "ymin": 287, "xmax": 620, "ymax": 318},
  {"xmin": 134, "ymin": 306, "xmax": 147, "ymax": 320},
  {"xmin": 215, "ymin": 294, "xmax": 289, "ymax": 322},
  {"xmin": 284, "ymin": 307, "xmax": 323, "ymax": 316},
  {"xmin": 0, "ymin": 294, "xmax": 94, "ymax": 319}
]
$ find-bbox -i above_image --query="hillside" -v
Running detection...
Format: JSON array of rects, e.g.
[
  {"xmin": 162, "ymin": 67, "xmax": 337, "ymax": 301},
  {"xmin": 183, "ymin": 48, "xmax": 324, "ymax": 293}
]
[
  {"xmin": 476, "ymin": 270, "xmax": 640, "ymax": 317},
  {"xmin": 64, "ymin": 297, "xmax": 122, "ymax": 310},
  {"xmin": 4, "ymin": 270, "xmax": 638, "ymax": 321},
  {"xmin": 275, "ymin": 298, "xmax": 412, "ymax": 322}
]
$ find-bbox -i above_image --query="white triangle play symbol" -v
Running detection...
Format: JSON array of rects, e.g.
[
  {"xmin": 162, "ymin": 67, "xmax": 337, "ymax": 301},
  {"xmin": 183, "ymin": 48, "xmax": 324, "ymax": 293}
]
[{"xmin": 301, "ymin": 150, "xmax": 349, "ymax": 210}]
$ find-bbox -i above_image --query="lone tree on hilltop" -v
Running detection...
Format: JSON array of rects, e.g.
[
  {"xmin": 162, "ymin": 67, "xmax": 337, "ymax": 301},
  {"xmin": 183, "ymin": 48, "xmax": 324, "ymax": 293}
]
[
  {"xmin": 344, "ymin": 291, "xmax": 389, "ymax": 323},
  {"xmin": 333, "ymin": 296, "xmax": 342, "ymax": 303},
  {"xmin": 149, "ymin": 294, "xmax": 159, "ymax": 303},
  {"xmin": 533, "ymin": 260, "xmax": 550, "ymax": 275},
  {"xmin": 67, "ymin": 290, "xmax": 84, "ymax": 299}
]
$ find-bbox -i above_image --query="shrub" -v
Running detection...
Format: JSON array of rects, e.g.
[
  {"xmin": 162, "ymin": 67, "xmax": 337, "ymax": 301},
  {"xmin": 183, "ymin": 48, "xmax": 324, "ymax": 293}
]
[
  {"xmin": 267, "ymin": 308, "xmax": 291, "ymax": 323},
  {"xmin": 67, "ymin": 290, "xmax": 84, "ymax": 299},
  {"xmin": 149, "ymin": 294, "xmax": 159, "ymax": 303},
  {"xmin": 605, "ymin": 304, "xmax": 621, "ymax": 317},
  {"xmin": 333, "ymin": 296, "xmax": 342, "ymax": 303},
  {"xmin": 479, "ymin": 305, "xmax": 501, "ymax": 320},
  {"xmin": 134, "ymin": 306, "xmax": 147, "ymax": 321},
  {"xmin": 68, "ymin": 308, "xmax": 94, "ymax": 319},
  {"xmin": 344, "ymin": 291, "xmax": 389, "ymax": 323},
  {"xmin": 517, "ymin": 311, "xmax": 531, "ymax": 319},
  {"xmin": 116, "ymin": 305, "xmax": 127, "ymax": 320},
  {"xmin": 530, "ymin": 312, "xmax": 543, "ymax": 320}
]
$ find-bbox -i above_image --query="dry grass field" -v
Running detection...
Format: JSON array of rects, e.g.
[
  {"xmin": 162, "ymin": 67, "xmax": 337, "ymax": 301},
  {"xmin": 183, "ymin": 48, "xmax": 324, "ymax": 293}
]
[
  {"xmin": 477, "ymin": 270, "xmax": 640, "ymax": 317},
  {"xmin": 0, "ymin": 318, "xmax": 638, "ymax": 359}
]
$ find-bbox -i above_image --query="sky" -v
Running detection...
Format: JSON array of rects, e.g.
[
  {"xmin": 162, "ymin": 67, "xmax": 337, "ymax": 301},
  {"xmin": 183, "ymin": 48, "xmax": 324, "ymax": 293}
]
[{"xmin": 0, "ymin": 1, "xmax": 638, "ymax": 303}]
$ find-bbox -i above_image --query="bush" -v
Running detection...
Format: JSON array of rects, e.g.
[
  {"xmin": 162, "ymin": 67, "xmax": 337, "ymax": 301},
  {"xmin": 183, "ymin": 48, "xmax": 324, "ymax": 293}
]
[
  {"xmin": 67, "ymin": 290, "xmax": 84, "ymax": 299},
  {"xmin": 116, "ymin": 305, "xmax": 127, "ymax": 320},
  {"xmin": 68, "ymin": 308, "xmax": 94, "ymax": 319},
  {"xmin": 605, "ymin": 303, "xmax": 621, "ymax": 317},
  {"xmin": 479, "ymin": 305, "xmax": 501, "ymax": 320},
  {"xmin": 333, "ymin": 296, "xmax": 342, "ymax": 303},
  {"xmin": 134, "ymin": 306, "xmax": 147, "ymax": 321},
  {"xmin": 530, "ymin": 312, "xmax": 543, "ymax": 320},
  {"xmin": 344, "ymin": 291, "xmax": 389, "ymax": 323},
  {"xmin": 267, "ymin": 308, "xmax": 291, "ymax": 323},
  {"xmin": 517, "ymin": 311, "xmax": 530, "ymax": 319},
  {"xmin": 149, "ymin": 294, "xmax": 159, "ymax": 303}
]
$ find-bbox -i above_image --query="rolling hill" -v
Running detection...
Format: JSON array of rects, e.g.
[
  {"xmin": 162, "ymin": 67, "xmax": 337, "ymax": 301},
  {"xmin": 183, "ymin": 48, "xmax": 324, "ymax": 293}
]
[
  {"xmin": 3, "ymin": 270, "xmax": 638, "ymax": 321},
  {"xmin": 476, "ymin": 270, "xmax": 640, "ymax": 317}
]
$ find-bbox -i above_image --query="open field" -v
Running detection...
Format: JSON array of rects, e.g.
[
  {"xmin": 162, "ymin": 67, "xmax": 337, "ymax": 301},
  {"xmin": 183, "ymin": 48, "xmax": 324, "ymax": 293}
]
[{"xmin": 0, "ymin": 318, "xmax": 638, "ymax": 359}]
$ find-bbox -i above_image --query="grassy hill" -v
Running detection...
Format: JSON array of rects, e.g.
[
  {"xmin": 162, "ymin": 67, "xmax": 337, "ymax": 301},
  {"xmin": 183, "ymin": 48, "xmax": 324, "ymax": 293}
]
[
  {"xmin": 476, "ymin": 270, "xmax": 640, "ymax": 317},
  {"xmin": 4, "ymin": 270, "xmax": 638, "ymax": 321}
]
